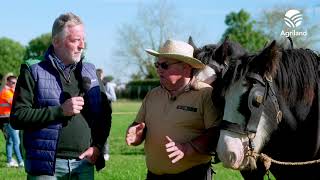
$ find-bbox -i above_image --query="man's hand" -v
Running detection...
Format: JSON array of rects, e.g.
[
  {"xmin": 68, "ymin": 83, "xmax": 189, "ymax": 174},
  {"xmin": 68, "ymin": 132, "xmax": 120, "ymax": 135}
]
[
  {"xmin": 61, "ymin": 96, "xmax": 84, "ymax": 116},
  {"xmin": 126, "ymin": 122, "xmax": 145, "ymax": 146},
  {"xmin": 165, "ymin": 136, "xmax": 194, "ymax": 164},
  {"xmin": 79, "ymin": 146, "xmax": 100, "ymax": 164}
]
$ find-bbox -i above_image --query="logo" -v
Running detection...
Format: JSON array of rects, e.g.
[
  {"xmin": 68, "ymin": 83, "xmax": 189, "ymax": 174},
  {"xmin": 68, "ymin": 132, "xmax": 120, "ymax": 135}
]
[
  {"xmin": 280, "ymin": 9, "xmax": 307, "ymax": 37},
  {"xmin": 284, "ymin": 9, "xmax": 303, "ymax": 28},
  {"xmin": 176, "ymin": 105, "xmax": 197, "ymax": 112}
]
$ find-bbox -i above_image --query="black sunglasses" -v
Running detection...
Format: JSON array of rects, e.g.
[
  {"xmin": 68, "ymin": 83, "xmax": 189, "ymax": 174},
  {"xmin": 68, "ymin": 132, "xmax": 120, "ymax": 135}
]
[
  {"xmin": 8, "ymin": 80, "xmax": 16, "ymax": 85},
  {"xmin": 154, "ymin": 61, "xmax": 182, "ymax": 70}
]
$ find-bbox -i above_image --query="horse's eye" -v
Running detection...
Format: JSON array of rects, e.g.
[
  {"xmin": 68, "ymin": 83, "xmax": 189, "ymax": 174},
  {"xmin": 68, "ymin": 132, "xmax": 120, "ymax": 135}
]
[
  {"xmin": 248, "ymin": 84, "xmax": 265, "ymax": 109},
  {"xmin": 242, "ymin": 80, "xmax": 249, "ymax": 87},
  {"xmin": 255, "ymin": 95, "xmax": 263, "ymax": 106},
  {"xmin": 252, "ymin": 91, "xmax": 264, "ymax": 107}
]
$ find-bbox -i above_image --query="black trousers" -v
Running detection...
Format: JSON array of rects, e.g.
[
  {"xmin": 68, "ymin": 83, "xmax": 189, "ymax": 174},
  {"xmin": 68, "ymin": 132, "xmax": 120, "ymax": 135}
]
[{"xmin": 146, "ymin": 162, "xmax": 213, "ymax": 180}]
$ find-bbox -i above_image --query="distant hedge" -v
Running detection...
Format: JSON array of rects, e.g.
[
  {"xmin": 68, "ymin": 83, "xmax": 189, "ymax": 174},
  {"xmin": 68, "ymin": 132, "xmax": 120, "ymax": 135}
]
[{"xmin": 123, "ymin": 79, "xmax": 160, "ymax": 99}]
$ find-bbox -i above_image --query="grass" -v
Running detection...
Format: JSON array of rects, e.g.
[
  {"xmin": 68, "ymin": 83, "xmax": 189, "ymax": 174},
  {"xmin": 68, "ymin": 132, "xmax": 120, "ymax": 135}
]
[{"xmin": 0, "ymin": 99, "xmax": 274, "ymax": 179}]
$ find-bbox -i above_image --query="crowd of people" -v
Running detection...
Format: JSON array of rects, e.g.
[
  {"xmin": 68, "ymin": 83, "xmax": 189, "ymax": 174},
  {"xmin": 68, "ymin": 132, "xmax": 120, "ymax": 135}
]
[{"xmin": 1, "ymin": 12, "xmax": 222, "ymax": 179}]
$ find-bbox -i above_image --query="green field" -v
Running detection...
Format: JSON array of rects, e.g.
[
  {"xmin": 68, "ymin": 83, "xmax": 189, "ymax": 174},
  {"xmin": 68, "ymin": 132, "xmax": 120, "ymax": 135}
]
[{"xmin": 0, "ymin": 99, "xmax": 271, "ymax": 180}]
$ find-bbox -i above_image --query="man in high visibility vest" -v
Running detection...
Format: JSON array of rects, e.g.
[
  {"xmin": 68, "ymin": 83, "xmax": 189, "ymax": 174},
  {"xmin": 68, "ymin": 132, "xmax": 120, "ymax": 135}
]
[
  {"xmin": 0, "ymin": 75, "xmax": 24, "ymax": 167},
  {"xmin": 0, "ymin": 75, "xmax": 16, "ymax": 120},
  {"xmin": 0, "ymin": 75, "xmax": 16, "ymax": 133}
]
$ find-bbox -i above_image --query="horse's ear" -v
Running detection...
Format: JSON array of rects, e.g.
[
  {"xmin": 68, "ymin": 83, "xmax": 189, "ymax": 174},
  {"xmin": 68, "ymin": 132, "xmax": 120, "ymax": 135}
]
[
  {"xmin": 188, "ymin": 36, "xmax": 197, "ymax": 49},
  {"xmin": 223, "ymin": 35, "xmax": 229, "ymax": 42},
  {"xmin": 255, "ymin": 40, "xmax": 280, "ymax": 78},
  {"xmin": 214, "ymin": 37, "xmax": 230, "ymax": 65}
]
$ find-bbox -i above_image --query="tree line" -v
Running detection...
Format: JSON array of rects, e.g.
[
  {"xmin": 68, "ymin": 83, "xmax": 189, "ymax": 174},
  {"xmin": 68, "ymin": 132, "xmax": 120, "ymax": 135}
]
[
  {"xmin": 0, "ymin": 0, "xmax": 319, "ymax": 81},
  {"xmin": 0, "ymin": 33, "xmax": 51, "ymax": 79}
]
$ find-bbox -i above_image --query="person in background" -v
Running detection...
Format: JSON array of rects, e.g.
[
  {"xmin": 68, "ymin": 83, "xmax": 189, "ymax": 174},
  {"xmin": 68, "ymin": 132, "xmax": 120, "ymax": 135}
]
[
  {"xmin": 10, "ymin": 12, "xmax": 111, "ymax": 179},
  {"xmin": 0, "ymin": 72, "xmax": 14, "ymax": 138},
  {"xmin": 103, "ymin": 76, "xmax": 117, "ymax": 102},
  {"xmin": 126, "ymin": 39, "xmax": 221, "ymax": 179},
  {"xmin": 96, "ymin": 68, "xmax": 112, "ymax": 161},
  {"xmin": 0, "ymin": 72, "xmax": 14, "ymax": 90},
  {"xmin": 0, "ymin": 75, "xmax": 24, "ymax": 167},
  {"xmin": 0, "ymin": 76, "xmax": 24, "ymax": 167}
]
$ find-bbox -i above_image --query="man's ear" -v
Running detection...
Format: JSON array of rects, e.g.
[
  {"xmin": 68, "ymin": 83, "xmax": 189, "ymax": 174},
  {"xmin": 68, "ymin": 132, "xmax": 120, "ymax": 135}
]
[{"xmin": 52, "ymin": 36, "xmax": 61, "ymax": 47}]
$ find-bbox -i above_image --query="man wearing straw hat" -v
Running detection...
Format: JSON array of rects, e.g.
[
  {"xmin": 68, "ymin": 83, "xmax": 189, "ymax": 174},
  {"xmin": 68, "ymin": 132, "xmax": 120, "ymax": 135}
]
[{"xmin": 126, "ymin": 39, "xmax": 221, "ymax": 179}]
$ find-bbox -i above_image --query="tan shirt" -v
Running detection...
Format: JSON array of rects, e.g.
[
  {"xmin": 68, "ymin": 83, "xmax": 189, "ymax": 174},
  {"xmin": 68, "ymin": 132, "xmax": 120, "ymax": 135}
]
[{"xmin": 135, "ymin": 81, "xmax": 220, "ymax": 174}]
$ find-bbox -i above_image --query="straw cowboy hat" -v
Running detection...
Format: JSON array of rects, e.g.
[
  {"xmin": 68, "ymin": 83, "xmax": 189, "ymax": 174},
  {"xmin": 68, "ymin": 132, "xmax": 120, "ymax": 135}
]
[{"xmin": 145, "ymin": 39, "xmax": 205, "ymax": 69}]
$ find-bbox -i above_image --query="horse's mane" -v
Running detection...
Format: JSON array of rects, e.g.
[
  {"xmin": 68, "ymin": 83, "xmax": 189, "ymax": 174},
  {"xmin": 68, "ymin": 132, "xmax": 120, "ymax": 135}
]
[
  {"xmin": 220, "ymin": 46, "xmax": 320, "ymax": 128},
  {"xmin": 193, "ymin": 44, "xmax": 217, "ymax": 65},
  {"xmin": 223, "ymin": 47, "xmax": 320, "ymax": 106},
  {"xmin": 193, "ymin": 39, "xmax": 248, "ymax": 66},
  {"xmin": 276, "ymin": 48, "xmax": 319, "ymax": 106}
]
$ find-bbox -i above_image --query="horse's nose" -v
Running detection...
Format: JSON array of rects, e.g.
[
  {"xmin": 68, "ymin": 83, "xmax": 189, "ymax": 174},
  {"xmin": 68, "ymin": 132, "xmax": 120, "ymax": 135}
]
[
  {"xmin": 228, "ymin": 151, "xmax": 238, "ymax": 165},
  {"xmin": 223, "ymin": 149, "xmax": 244, "ymax": 169},
  {"xmin": 217, "ymin": 130, "xmax": 245, "ymax": 170}
]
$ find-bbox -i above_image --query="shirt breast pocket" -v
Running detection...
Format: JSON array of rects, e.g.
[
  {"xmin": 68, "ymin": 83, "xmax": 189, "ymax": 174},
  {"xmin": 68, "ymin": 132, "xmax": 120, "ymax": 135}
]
[{"xmin": 175, "ymin": 105, "xmax": 203, "ymax": 129}]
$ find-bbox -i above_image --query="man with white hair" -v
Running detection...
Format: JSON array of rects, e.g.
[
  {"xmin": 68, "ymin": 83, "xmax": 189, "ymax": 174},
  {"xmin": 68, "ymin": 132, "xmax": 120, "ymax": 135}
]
[
  {"xmin": 11, "ymin": 12, "xmax": 111, "ymax": 179},
  {"xmin": 126, "ymin": 39, "xmax": 221, "ymax": 179}
]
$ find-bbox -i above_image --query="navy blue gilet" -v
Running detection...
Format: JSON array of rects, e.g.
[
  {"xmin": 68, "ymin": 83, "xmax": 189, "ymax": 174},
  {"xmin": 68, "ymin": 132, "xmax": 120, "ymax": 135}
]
[{"xmin": 24, "ymin": 57, "xmax": 101, "ymax": 176}]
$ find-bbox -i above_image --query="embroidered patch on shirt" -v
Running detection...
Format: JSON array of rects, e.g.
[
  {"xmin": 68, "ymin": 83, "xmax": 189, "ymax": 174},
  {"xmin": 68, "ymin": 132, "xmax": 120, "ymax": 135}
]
[{"xmin": 176, "ymin": 105, "xmax": 198, "ymax": 112}]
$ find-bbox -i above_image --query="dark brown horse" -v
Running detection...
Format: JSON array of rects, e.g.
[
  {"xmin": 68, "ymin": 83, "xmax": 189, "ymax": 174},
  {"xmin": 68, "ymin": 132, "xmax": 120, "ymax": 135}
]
[
  {"xmin": 189, "ymin": 36, "xmax": 247, "ymax": 87},
  {"xmin": 215, "ymin": 40, "xmax": 320, "ymax": 179}
]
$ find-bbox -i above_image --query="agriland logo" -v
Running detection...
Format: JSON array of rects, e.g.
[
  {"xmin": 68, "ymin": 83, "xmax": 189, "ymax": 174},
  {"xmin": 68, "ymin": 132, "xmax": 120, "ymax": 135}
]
[
  {"xmin": 280, "ymin": 9, "xmax": 307, "ymax": 37},
  {"xmin": 284, "ymin": 9, "xmax": 303, "ymax": 28}
]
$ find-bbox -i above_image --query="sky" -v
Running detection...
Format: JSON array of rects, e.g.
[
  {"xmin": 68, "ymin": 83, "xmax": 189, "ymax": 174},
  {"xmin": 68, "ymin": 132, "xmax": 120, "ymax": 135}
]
[{"xmin": 1, "ymin": 0, "xmax": 319, "ymax": 83}]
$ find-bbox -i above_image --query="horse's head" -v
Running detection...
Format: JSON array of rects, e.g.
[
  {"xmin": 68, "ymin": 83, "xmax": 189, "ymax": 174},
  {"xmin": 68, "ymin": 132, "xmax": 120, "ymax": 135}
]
[
  {"xmin": 189, "ymin": 36, "xmax": 248, "ymax": 85},
  {"xmin": 188, "ymin": 36, "xmax": 218, "ymax": 85},
  {"xmin": 214, "ymin": 36, "xmax": 248, "ymax": 72},
  {"xmin": 216, "ymin": 41, "xmax": 283, "ymax": 170}
]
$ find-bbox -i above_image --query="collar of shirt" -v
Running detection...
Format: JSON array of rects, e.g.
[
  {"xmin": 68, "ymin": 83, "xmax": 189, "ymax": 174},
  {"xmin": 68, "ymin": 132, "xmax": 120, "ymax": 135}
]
[
  {"xmin": 46, "ymin": 45, "xmax": 78, "ymax": 82},
  {"xmin": 45, "ymin": 45, "xmax": 77, "ymax": 72},
  {"xmin": 162, "ymin": 77, "xmax": 197, "ymax": 100},
  {"xmin": 51, "ymin": 52, "xmax": 77, "ymax": 72}
]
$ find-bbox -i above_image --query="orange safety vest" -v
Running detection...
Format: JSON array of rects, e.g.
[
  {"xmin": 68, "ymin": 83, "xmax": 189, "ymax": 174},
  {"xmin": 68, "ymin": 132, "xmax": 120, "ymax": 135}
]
[{"xmin": 0, "ymin": 85, "xmax": 14, "ymax": 118}]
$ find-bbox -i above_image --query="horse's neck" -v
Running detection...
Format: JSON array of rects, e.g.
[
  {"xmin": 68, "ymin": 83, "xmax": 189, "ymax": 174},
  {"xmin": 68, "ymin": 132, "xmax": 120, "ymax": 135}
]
[{"xmin": 272, "ymin": 81, "xmax": 320, "ymax": 158}]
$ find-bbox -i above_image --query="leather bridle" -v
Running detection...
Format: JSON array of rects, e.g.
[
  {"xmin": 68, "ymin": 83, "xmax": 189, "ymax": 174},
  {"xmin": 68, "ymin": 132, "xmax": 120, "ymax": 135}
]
[{"xmin": 220, "ymin": 63, "xmax": 282, "ymax": 152}]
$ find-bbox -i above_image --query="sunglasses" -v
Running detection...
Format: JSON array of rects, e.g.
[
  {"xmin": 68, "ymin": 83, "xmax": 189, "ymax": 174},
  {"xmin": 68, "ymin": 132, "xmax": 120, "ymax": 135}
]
[
  {"xmin": 154, "ymin": 61, "xmax": 182, "ymax": 70},
  {"xmin": 8, "ymin": 81, "xmax": 16, "ymax": 85}
]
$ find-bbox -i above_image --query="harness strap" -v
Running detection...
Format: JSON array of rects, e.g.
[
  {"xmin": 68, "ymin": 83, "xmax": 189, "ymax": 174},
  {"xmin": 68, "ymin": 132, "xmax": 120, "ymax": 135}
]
[
  {"xmin": 245, "ymin": 73, "xmax": 267, "ymax": 133},
  {"xmin": 245, "ymin": 73, "xmax": 282, "ymax": 133},
  {"xmin": 265, "ymin": 77, "xmax": 282, "ymax": 123},
  {"xmin": 246, "ymin": 105, "xmax": 264, "ymax": 133},
  {"xmin": 220, "ymin": 120, "xmax": 247, "ymax": 135},
  {"xmin": 246, "ymin": 73, "xmax": 265, "ymax": 85}
]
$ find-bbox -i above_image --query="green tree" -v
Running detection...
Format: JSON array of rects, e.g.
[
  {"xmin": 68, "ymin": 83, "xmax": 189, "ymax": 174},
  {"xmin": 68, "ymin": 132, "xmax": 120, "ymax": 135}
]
[
  {"xmin": 222, "ymin": 9, "xmax": 269, "ymax": 52},
  {"xmin": 24, "ymin": 33, "xmax": 51, "ymax": 59},
  {"xmin": 257, "ymin": 6, "xmax": 320, "ymax": 49},
  {"xmin": 115, "ymin": 0, "xmax": 179, "ymax": 80},
  {"xmin": 0, "ymin": 37, "xmax": 25, "ymax": 77}
]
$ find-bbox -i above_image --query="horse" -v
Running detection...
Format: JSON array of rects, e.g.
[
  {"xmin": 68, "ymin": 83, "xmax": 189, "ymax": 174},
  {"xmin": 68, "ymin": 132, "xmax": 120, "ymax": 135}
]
[
  {"xmin": 189, "ymin": 36, "xmax": 251, "ymax": 117},
  {"xmin": 215, "ymin": 40, "xmax": 320, "ymax": 179},
  {"xmin": 188, "ymin": 36, "xmax": 247, "ymax": 86}
]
